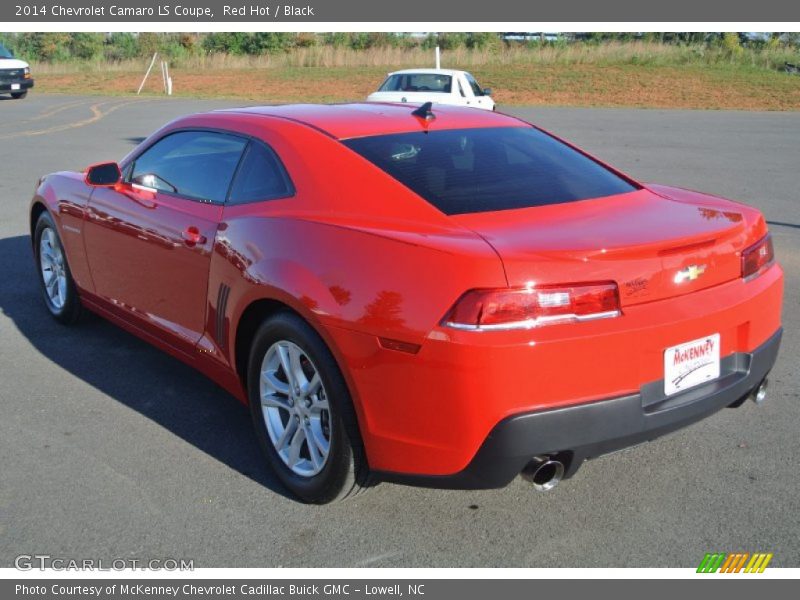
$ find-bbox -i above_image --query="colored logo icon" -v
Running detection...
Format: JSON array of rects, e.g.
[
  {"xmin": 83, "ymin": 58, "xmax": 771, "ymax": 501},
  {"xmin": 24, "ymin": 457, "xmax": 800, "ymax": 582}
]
[{"xmin": 697, "ymin": 552, "xmax": 773, "ymax": 573}]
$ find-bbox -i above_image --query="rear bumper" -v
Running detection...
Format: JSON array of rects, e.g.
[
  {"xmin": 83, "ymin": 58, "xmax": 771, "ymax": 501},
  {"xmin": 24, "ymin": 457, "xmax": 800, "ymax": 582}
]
[
  {"xmin": 327, "ymin": 262, "xmax": 783, "ymax": 478},
  {"xmin": 0, "ymin": 79, "xmax": 33, "ymax": 92},
  {"xmin": 379, "ymin": 327, "xmax": 782, "ymax": 489}
]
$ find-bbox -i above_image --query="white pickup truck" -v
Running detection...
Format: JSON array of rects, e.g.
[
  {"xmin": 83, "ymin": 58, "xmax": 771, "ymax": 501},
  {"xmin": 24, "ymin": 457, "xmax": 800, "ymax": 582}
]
[
  {"xmin": 366, "ymin": 68, "xmax": 495, "ymax": 111},
  {"xmin": 0, "ymin": 43, "xmax": 34, "ymax": 99}
]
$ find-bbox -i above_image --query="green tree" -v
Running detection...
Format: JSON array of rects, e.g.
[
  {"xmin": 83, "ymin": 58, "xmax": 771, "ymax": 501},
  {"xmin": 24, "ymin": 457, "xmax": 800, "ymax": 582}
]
[
  {"xmin": 722, "ymin": 31, "xmax": 744, "ymax": 55},
  {"xmin": 104, "ymin": 32, "xmax": 138, "ymax": 61},
  {"xmin": 295, "ymin": 33, "xmax": 318, "ymax": 48},
  {"xmin": 323, "ymin": 32, "xmax": 350, "ymax": 47},
  {"xmin": 202, "ymin": 32, "xmax": 250, "ymax": 55},
  {"xmin": 136, "ymin": 32, "xmax": 160, "ymax": 57},
  {"xmin": 348, "ymin": 33, "xmax": 371, "ymax": 50},
  {"xmin": 466, "ymin": 32, "xmax": 501, "ymax": 50},
  {"xmin": 23, "ymin": 33, "xmax": 72, "ymax": 61},
  {"xmin": 245, "ymin": 32, "xmax": 294, "ymax": 54},
  {"xmin": 437, "ymin": 33, "xmax": 468, "ymax": 50},
  {"xmin": 69, "ymin": 33, "xmax": 104, "ymax": 60}
]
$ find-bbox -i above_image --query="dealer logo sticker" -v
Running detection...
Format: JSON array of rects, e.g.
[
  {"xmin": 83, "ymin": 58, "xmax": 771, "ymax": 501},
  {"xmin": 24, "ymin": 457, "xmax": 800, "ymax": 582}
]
[{"xmin": 664, "ymin": 333, "xmax": 721, "ymax": 396}]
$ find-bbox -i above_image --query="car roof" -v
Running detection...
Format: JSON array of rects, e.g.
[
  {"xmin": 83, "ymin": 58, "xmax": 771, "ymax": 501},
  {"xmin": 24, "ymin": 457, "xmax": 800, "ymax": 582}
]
[
  {"xmin": 216, "ymin": 102, "xmax": 524, "ymax": 140},
  {"xmin": 385, "ymin": 68, "xmax": 467, "ymax": 77}
]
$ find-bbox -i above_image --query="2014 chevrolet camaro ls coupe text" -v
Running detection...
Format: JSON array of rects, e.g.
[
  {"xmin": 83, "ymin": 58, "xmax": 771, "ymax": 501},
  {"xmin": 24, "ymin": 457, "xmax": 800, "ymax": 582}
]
[{"xmin": 29, "ymin": 102, "xmax": 783, "ymax": 503}]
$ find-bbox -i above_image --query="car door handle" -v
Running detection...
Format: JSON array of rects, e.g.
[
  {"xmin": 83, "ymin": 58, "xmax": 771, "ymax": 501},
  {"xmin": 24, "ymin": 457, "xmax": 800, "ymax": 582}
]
[{"xmin": 181, "ymin": 227, "xmax": 206, "ymax": 245}]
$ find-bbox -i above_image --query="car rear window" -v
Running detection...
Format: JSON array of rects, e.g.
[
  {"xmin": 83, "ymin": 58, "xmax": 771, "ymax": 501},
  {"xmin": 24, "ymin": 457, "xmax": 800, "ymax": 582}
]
[
  {"xmin": 379, "ymin": 73, "xmax": 452, "ymax": 94},
  {"xmin": 228, "ymin": 140, "xmax": 294, "ymax": 204},
  {"xmin": 343, "ymin": 127, "xmax": 639, "ymax": 215}
]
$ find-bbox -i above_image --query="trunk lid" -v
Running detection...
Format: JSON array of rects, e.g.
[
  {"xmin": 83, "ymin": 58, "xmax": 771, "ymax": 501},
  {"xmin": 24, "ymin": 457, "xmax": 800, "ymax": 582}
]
[{"xmin": 451, "ymin": 189, "xmax": 754, "ymax": 306}]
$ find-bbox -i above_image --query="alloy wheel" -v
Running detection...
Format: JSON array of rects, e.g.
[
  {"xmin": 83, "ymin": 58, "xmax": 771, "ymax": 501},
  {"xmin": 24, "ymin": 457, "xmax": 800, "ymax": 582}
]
[
  {"xmin": 260, "ymin": 340, "xmax": 331, "ymax": 477},
  {"xmin": 39, "ymin": 227, "xmax": 67, "ymax": 310}
]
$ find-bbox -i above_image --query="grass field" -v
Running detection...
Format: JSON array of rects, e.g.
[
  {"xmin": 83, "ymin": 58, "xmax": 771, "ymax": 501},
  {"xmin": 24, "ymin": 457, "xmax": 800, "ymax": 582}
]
[{"xmin": 29, "ymin": 42, "xmax": 800, "ymax": 110}]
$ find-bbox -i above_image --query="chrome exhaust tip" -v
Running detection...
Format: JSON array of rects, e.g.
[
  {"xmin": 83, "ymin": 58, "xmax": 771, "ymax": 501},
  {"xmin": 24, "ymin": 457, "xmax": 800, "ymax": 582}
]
[
  {"xmin": 521, "ymin": 456, "xmax": 565, "ymax": 492},
  {"xmin": 752, "ymin": 378, "xmax": 768, "ymax": 406}
]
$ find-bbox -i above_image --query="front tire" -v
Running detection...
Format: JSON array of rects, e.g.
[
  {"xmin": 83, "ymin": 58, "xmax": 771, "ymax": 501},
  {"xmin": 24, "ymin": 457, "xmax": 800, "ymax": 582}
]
[
  {"xmin": 34, "ymin": 211, "xmax": 82, "ymax": 324},
  {"xmin": 247, "ymin": 312, "xmax": 371, "ymax": 503}
]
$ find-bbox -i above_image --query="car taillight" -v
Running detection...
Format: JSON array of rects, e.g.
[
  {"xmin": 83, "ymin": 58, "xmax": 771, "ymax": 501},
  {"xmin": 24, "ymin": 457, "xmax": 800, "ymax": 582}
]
[
  {"xmin": 443, "ymin": 282, "xmax": 621, "ymax": 331},
  {"xmin": 741, "ymin": 234, "xmax": 774, "ymax": 280}
]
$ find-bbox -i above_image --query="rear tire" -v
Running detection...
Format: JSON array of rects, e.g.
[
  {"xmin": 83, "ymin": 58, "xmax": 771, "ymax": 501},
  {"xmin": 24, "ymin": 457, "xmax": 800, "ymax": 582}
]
[
  {"xmin": 34, "ymin": 211, "xmax": 82, "ymax": 324},
  {"xmin": 11, "ymin": 92, "xmax": 27, "ymax": 100},
  {"xmin": 247, "ymin": 311, "xmax": 372, "ymax": 503}
]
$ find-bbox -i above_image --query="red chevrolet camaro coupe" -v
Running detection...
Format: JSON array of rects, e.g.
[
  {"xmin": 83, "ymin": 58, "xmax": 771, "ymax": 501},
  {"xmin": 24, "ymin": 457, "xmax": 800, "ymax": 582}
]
[{"xmin": 30, "ymin": 102, "xmax": 783, "ymax": 503}]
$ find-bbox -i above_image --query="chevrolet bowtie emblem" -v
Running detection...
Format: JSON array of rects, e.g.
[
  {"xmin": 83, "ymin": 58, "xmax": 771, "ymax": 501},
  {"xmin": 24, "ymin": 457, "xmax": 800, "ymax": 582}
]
[{"xmin": 674, "ymin": 264, "xmax": 707, "ymax": 283}]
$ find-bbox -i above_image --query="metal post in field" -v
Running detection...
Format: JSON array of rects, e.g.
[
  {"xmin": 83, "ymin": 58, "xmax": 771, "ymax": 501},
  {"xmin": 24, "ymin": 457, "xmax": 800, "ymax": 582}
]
[
  {"xmin": 165, "ymin": 63, "xmax": 173, "ymax": 96},
  {"xmin": 435, "ymin": 46, "xmax": 441, "ymax": 69},
  {"xmin": 137, "ymin": 52, "xmax": 158, "ymax": 95}
]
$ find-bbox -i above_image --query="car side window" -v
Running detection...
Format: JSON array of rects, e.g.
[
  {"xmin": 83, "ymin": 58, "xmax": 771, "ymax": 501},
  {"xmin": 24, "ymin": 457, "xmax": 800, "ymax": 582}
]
[
  {"xmin": 227, "ymin": 141, "xmax": 294, "ymax": 205},
  {"xmin": 465, "ymin": 73, "xmax": 485, "ymax": 97},
  {"xmin": 129, "ymin": 131, "xmax": 247, "ymax": 204}
]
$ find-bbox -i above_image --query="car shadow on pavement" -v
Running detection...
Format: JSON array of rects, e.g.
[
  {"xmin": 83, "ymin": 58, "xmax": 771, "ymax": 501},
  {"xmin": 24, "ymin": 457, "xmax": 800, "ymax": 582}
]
[{"xmin": 0, "ymin": 234, "xmax": 294, "ymax": 500}]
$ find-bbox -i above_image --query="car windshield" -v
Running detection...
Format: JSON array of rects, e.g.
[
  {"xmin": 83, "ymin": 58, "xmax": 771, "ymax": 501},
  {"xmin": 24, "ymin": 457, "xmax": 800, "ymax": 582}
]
[
  {"xmin": 0, "ymin": 45, "xmax": 13, "ymax": 59},
  {"xmin": 379, "ymin": 73, "xmax": 452, "ymax": 94},
  {"xmin": 343, "ymin": 127, "xmax": 639, "ymax": 215}
]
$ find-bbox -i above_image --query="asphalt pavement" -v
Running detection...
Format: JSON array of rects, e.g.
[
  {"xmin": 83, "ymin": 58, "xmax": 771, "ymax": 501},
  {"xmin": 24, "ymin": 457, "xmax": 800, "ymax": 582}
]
[{"xmin": 0, "ymin": 94, "xmax": 798, "ymax": 567}]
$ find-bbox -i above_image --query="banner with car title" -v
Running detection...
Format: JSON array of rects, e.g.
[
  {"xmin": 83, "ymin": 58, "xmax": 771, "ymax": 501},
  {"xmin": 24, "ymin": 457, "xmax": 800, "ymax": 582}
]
[{"xmin": 3, "ymin": 0, "xmax": 798, "ymax": 22}]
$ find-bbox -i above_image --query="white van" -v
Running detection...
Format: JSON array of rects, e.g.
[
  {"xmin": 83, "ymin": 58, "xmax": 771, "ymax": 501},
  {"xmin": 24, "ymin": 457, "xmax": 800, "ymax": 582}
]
[{"xmin": 0, "ymin": 43, "xmax": 34, "ymax": 100}]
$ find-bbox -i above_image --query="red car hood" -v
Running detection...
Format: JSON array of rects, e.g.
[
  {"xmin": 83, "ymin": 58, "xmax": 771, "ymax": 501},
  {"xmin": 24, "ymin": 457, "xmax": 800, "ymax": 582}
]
[{"xmin": 451, "ymin": 187, "xmax": 767, "ymax": 306}]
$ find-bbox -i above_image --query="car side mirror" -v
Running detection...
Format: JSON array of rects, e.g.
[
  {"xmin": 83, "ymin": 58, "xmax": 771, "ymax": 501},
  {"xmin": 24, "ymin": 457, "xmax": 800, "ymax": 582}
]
[
  {"xmin": 483, "ymin": 88, "xmax": 493, "ymax": 96},
  {"xmin": 85, "ymin": 162, "xmax": 121, "ymax": 187}
]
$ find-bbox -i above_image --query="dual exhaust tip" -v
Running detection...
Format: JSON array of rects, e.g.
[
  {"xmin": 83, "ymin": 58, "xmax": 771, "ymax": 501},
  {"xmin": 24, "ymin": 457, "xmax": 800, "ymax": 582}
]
[{"xmin": 521, "ymin": 456, "xmax": 565, "ymax": 492}]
